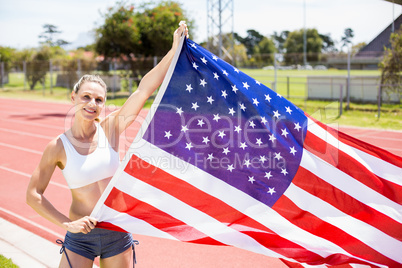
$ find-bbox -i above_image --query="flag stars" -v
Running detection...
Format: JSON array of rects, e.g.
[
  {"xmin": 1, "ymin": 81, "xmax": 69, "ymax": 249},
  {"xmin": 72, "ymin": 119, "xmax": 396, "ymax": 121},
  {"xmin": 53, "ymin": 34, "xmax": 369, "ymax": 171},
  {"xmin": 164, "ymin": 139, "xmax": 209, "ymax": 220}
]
[
  {"xmin": 232, "ymin": 85, "xmax": 238, "ymax": 93},
  {"xmin": 200, "ymin": 79, "xmax": 207, "ymax": 87},
  {"xmin": 201, "ymin": 57, "xmax": 208, "ymax": 64},
  {"xmin": 234, "ymin": 125, "xmax": 242, "ymax": 133},
  {"xmin": 274, "ymin": 152, "xmax": 282, "ymax": 160},
  {"xmin": 248, "ymin": 176, "xmax": 255, "ymax": 183},
  {"xmin": 264, "ymin": 171, "xmax": 273, "ymax": 180},
  {"xmin": 285, "ymin": 106, "xmax": 293, "ymax": 114},
  {"xmin": 213, "ymin": 72, "xmax": 219, "ymax": 80},
  {"xmin": 213, "ymin": 114, "xmax": 221, "ymax": 122},
  {"xmin": 267, "ymin": 187, "xmax": 276, "ymax": 195},
  {"xmin": 273, "ymin": 110, "xmax": 281, "ymax": 119},
  {"xmin": 223, "ymin": 70, "xmax": 229, "ymax": 76},
  {"xmin": 290, "ymin": 146, "xmax": 297, "ymax": 156},
  {"xmin": 256, "ymin": 138, "xmax": 263, "ymax": 146},
  {"xmin": 228, "ymin": 108, "xmax": 236, "ymax": 116},
  {"xmin": 234, "ymin": 67, "xmax": 240, "ymax": 73},
  {"xmin": 261, "ymin": 117, "xmax": 268, "ymax": 125},
  {"xmin": 218, "ymin": 130, "xmax": 226, "ymax": 138},
  {"xmin": 243, "ymin": 82, "xmax": 250, "ymax": 90},
  {"xmin": 207, "ymin": 96, "xmax": 214, "ymax": 104},
  {"xmin": 281, "ymin": 128, "xmax": 289, "ymax": 138},
  {"xmin": 191, "ymin": 102, "xmax": 199, "ymax": 111},
  {"xmin": 221, "ymin": 90, "xmax": 228, "ymax": 98},
  {"xmin": 294, "ymin": 122, "xmax": 302, "ymax": 132},
  {"xmin": 252, "ymin": 98, "xmax": 259, "ymax": 106},
  {"xmin": 202, "ymin": 136, "xmax": 210, "ymax": 144},
  {"xmin": 185, "ymin": 84, "xmax": 193, "ymax": 93},
  {"xmin": 277, "ymin": 93, "xmax": 282, "ymax": 98},
  {"xmin": 192, "ymin": 62, "xmax": 199, "ymax": 70},
  {"xmin": 181, "ymin": 125, "xmax": 189, "ymax": 132},
  {"xmin": 185, "ymin": 142, "xmax": 193, "ymax": 150},
  {"xmin": 281, "ymin": 168, "xmax": 288, "ymax": 176},
  {"xmin": 164, "ymin": 131, "xmax": 172, "ymax": 139},
  {"xmin": 255, "ymin": 80, "xmax": 261, "ymax": 85},
  {"xmin": 265, "ymin": 94, "xmax": 271, "ymax": 102},
  {"xmin": 197, "ymin": 119, "xmax": 205, "ymax": 127},
  {"xmin": 191, "ymin": 43, "xmax": 197, "ymax": 49},
  {"xmin": 227, "ymin": 164, "xmax": 235, "ymax": 172},
  {"xmin": 223, "ymin": 147, "xmax": 230, "ymax": 155},
  {"xmin": 269, "ymin": 134, "xmax": 276, "ymax": 143},
  {"xmin": 239, "ymin": 103, "xmax": 246, "ymax": 111},
  {"xmin": 207, "ymin": 153, "xmax": 214, "ymax": 161},
  {"xmin": 259, "ymin": 155, "xmax": 267, "ymax": 163},
  {"xmin": 244, "ymin": 159, "xmax": 251, "ymax": 168},
  {"xmin": 176, "ymin": 107, "xmax": 183, "ymax": 116},
  {"xmin": 249, "ymin": 121, "xmax": 256, "ymax": 128},
  {"xmin": 239, "ymin": 142, "xmax": 247, "ymax": 150},
  {"xmin": 212, "ymin": 55, "xmax": 218, "ymax": 61}
]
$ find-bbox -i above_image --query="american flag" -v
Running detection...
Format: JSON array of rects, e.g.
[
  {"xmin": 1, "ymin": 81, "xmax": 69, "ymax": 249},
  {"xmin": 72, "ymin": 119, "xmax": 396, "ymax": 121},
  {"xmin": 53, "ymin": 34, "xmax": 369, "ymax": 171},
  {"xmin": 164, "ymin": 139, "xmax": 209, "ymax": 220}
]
[{"xmin": 91, "ymin": 37, "xmax": 402, "ymax": 267}]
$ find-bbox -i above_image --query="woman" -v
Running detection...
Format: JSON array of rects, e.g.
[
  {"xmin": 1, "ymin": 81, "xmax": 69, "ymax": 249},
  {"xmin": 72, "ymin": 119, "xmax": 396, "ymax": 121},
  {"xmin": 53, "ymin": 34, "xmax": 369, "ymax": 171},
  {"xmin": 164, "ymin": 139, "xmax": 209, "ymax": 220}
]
[{"xmin": 26, "ymin": 23, "xmax": 188, "ymax": 268}]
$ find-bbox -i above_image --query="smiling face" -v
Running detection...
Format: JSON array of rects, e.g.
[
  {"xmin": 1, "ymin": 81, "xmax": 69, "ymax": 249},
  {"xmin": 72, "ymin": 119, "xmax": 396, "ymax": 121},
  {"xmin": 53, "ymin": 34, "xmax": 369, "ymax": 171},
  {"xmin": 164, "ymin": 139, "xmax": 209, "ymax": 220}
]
[{"xmin": 71, "ymin": 81, "xmax": 106, "ymax": 121}]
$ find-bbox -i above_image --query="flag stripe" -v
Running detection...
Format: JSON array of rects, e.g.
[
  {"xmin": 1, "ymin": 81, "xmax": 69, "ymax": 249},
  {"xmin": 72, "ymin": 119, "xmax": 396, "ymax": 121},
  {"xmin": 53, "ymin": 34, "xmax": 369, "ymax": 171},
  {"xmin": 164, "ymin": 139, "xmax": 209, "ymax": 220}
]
[
  {"xmin": 125, "ymin": 140, "xmax": 379, "ymax": 261},
  {"xmin": 283, "ymin": 184, "xmax": 402, "ymax": 266},
  {"xmin": 275, "ymin": 195, "xmax": 389, "ymax": 267},
  {"xmin": 307, "ymin": 116, "xmax": 402, "ymax": 171},
  {"xmin": 109, "ymin": 170, "xmax": 288, "ymax": 258},
  {"xmin": 292, "ymin": 166, "xmax": 402, "ymax": 242},
  {"xmin": 305, "ymin": 127, "xmax": 402, "ymax": 205},
  {"xmin": 300, "ymin": 149, "xmax": 402, "ymax": 224},
  {"xmin": 123, "ymin": 154, "xmax": 323, "ymax": 262},
  {"xmin": 95, "ymin": 205, "xmax": 180, "ymax": 241},
  {"xmin": 105, "ymin": 187, "xmax": 226, "ymax": 245}
]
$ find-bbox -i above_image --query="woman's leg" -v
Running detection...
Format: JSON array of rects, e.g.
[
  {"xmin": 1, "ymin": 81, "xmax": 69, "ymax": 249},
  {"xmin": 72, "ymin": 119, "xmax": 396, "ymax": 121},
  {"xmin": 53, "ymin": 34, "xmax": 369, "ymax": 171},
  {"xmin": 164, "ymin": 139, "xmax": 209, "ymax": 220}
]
[
  {"xmin": 59, "ymin": 248, "xmax": 94, "ymax": 268},
  {"xmin": 100, "ymin": 247, "xmax": 133, "ymax": 268}
]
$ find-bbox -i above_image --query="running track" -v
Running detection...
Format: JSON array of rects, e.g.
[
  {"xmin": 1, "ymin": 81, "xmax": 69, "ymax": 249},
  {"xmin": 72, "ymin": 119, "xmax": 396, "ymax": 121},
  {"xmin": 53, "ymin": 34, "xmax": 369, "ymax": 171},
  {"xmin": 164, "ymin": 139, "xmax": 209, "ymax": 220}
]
[{"xmin": 0, "ymin": 97, "xmax": 401, "ymax": 267}]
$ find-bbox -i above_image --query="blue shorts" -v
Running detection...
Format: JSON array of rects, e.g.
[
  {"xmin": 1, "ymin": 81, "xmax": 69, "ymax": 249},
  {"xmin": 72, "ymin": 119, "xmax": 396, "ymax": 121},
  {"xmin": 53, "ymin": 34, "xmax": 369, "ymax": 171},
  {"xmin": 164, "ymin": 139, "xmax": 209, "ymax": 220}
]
[{"xmin": 62, "ymin": 228, "xmax": 134, "ymax": 261}]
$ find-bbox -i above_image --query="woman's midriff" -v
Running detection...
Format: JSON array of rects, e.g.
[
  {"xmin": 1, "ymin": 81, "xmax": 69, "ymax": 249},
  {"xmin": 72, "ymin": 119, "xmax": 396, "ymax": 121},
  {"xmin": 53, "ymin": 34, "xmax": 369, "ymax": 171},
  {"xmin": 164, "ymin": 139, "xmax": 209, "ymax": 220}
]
[{"xmin": 69, "ymin": 177, "xmax": 112, "ymax": 221}]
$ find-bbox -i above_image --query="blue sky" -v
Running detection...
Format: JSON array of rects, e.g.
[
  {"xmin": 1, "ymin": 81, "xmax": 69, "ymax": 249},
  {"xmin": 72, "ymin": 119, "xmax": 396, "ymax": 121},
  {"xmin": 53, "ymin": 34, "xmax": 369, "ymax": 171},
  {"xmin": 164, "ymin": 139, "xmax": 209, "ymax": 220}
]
[{"xmin": 0, "ymin": 0, "xmax": 401, "ymax": 50}]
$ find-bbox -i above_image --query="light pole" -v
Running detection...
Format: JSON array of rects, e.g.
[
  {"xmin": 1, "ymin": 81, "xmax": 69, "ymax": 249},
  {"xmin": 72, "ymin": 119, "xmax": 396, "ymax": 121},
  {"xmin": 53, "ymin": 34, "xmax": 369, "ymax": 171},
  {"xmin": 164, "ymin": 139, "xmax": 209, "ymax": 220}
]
[{"xmin": 303, "ymin": 0, "xmax": 307, "ymax": 66}]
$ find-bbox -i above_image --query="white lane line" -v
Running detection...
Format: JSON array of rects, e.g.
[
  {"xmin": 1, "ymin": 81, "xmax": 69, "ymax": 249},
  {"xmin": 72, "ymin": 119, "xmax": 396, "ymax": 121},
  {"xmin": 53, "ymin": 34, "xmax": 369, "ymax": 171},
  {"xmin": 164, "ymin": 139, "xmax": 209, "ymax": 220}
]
[
  {"xmin": 0, "ymin": 128, "xmax": 53, "ymax": 140},
  {"xmin": 0, "ymin": 166, "xmax": 69, "ymax": 190},
  {"xmin": 0, "ymin": 207, "xmax": 64, "ymax": 239},
  {"xmin": 0, "ymin": 142, "xmax": 42, "ymax": 154}
]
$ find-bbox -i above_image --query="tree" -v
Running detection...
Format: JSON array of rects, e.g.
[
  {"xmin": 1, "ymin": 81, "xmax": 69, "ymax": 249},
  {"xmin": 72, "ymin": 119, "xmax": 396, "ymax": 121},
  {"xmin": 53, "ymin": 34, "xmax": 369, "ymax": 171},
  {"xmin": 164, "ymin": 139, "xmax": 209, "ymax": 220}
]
[
  {"xmin": 38, "ymin": 24, "xmax": 70, "ymax": 47},
  {"xmin": 272, "ymin": 31, "xmax": 289, "ymax": 53},
  {"xmin": 25, "ymin": 46, "xmax": 52, "ymax": 90},
  {"xmin": 340, "ymin": 28, "xmax": 354, "ymax": 51},
  {"xmin": 253, "ymin": 36, "xmax": 276, "ymax": 67},
  {"xmin": 319, "ymin": 33, "xmax": 336, "ymax": 53},
  {"xmin": 283, "ymin": 28, "xmax": 323, "ymax": 65},
  {"xmin": 234, "ymin": 29, "xmax": 264, "ymax": 56},
  {"xmin": 95, "ymin": 1, "xmax": 193, "ymax": 77},
  {"xmin": 379, "ymin": 27, "xmax": 402, "ymax": 102}
]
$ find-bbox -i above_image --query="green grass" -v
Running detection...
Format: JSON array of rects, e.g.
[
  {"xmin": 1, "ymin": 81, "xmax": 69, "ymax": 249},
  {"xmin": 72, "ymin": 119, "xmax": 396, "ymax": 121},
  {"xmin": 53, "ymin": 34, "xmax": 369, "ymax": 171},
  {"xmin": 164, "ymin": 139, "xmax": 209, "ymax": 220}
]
[
  {"xmin": 0, "ymin": 255, "xmax": 19, "ymax": 268},
  {"xmin": 1, "ymin": 70, "xmax": 400, "ymax": 130}
]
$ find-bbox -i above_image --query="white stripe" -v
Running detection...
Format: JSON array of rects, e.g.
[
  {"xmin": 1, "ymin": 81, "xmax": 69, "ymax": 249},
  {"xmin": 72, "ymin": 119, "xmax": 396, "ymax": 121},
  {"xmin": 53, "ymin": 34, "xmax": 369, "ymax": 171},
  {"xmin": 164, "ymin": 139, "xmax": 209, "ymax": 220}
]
[
  {"xmin": 0, "ymin": 142, "xmax": 42, "ymax": 154},
  {"xmin": 307, "ymin": 118, "xmax": 402, "ymax": 186},
  {"xmin": 0, "ymin": 165, "xmax": 69, "ymax": 189},
  {"xmin": 285, "ymin": 184, "xmax": 402, "ymax": 263},
  {"xmin": 117, "ymin": 139, "xmax": 370, "ymax": 260},
  {"xmin": 96, "ymin": 206, "xmax": 179, "ymax": 241},
  {"xmin": 113, "ymin": 171, "xmax": 285, "ymax": 259},
  {"xmin": 0, "ymin": 207, "xmax": 64, "ymax": 239},
  {"xmin": 300, "ymin": 150, "xmax": 402, "ymax": 223},
  {"xmin": 0, "ymin": 127, "xmax": 53, "ymax": 140}
]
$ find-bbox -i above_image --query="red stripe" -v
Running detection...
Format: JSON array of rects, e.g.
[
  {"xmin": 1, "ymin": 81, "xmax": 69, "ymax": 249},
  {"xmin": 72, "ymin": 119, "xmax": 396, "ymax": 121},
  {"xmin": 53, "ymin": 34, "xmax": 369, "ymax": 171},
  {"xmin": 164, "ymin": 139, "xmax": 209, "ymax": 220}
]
[
  {"xmin": 306, "ymin": 114, "xmax": 402, "ymax": 168},
  {"xmin": 274, "ymin": 194, "xmax": 398, "ymax": 267},
  {"xmin": 123, "ymin": 154, "xmax": 323, "ymax": 262},
  {"xmin": 292, "ymin": 166, "xmax": 402, "ymax": 242},
  {"xmin": 304, "ymin": 130, "xmax": 402, "ymax": 205},
  {"xmin": 96, "ymin": 221, "xmax": 130, "ymax": 233},
  {"xmin": 104, "ymin": 187, "xmax": 225, "ymax": 245}
]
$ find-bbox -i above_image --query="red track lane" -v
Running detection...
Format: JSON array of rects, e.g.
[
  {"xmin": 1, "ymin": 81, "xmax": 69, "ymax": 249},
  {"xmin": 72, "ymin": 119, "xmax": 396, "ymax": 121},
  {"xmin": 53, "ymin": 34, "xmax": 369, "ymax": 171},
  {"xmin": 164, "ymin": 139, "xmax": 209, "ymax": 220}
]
[{"xmin": 1, "ymin": 97, "xmax": 401, "ymax": 267}]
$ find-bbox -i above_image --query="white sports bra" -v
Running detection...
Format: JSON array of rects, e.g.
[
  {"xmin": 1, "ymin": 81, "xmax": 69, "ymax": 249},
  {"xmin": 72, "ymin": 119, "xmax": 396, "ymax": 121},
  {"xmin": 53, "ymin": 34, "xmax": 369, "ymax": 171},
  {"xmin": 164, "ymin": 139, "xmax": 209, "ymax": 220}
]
[{"xmin": 59, "ymin": 124, "xmax": 120, "ymax": 189}]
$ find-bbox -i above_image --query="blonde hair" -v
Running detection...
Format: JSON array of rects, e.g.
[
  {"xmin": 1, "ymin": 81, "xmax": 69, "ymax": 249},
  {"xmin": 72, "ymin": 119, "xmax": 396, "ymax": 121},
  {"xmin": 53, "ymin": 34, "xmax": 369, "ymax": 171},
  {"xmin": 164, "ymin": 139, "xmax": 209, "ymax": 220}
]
[
  {"xmin": 73, "ymin": 74, "xmax": 107, "ymax": 122},
  {"xmin": 73, "ymin": 74, "xmax": 107, "ymax": 96}
]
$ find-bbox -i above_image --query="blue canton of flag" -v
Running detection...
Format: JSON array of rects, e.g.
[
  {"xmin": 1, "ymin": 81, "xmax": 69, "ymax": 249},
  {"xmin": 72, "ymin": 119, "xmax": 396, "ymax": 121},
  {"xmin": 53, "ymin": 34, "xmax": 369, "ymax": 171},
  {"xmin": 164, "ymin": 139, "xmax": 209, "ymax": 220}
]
[{"xmin": 143, "ymin": 38, "xmax": 308, "ymax": 207}]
